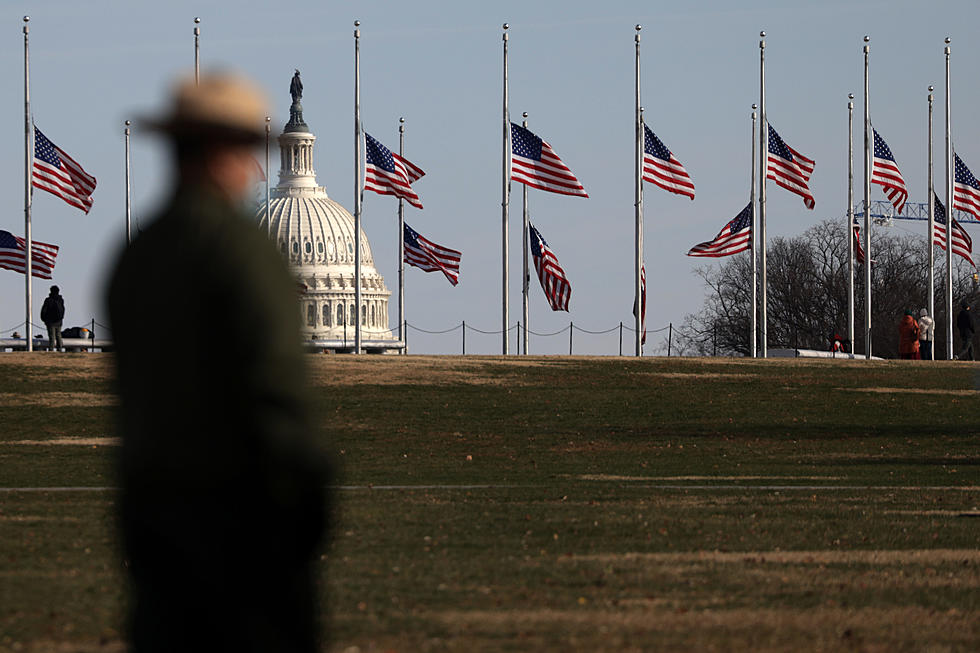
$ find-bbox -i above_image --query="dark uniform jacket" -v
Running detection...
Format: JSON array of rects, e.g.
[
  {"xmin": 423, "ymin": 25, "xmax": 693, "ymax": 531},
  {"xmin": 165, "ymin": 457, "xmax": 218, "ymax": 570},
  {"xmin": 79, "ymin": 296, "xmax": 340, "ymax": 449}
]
[
  {"xmin": 107, "ymin": 184, "xmax": 328, "ymax": 652},
  {"xmin": 41, "ymin": 294, "xmax": 64, "ymax": 325}
]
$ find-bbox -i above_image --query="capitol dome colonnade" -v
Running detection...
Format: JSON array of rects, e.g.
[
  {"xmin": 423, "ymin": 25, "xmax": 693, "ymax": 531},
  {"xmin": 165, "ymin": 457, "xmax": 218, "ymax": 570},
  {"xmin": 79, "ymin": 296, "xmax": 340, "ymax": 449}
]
[{"xmin": 256, "ymin": 72, "xmax": 400, "ymax": 353}]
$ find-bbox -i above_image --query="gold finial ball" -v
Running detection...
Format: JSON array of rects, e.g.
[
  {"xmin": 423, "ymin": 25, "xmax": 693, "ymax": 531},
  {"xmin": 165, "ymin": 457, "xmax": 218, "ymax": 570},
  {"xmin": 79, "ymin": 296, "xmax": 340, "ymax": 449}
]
[
  {"xmin": 760, "ymin": 30, "xmax": 765, "ymax": 38},
  {"xmin": 945, "ymin": 37, "xmax": 951, "ymax": 44},
  {"xmin": 399, "ymin": 117, "xmax": 405, "ymax": 124},
  {"xmin": 522, "ymin": 111, "xmax": 528, "ymax": 118},
  {"xmin": 635, "ymin": 24, "xmax": 642, "ymax": 32},
  {"xmin": 125, "ymin": 119, "xmax": 131, "ymax": 126},
  {"xmin": 265, "ymin": 116, "xmax": 271, "ymax": 123},
  {"xmin": 864, "ymin": 35, "xmax": 870, "ymax": 42},
  {"xmin": 752, "ymin": 103, "xmax": 757, "ymax": 110},
  {"xmin": 929, "ymin": 85, "xmax": 934, "ymax": 92},
  {"xmin": 848, "ymin": 93, "xmax": 854, "ymax": 99},
  {"xmin": 23, "ymin": 15, "xmax": 29, "ymax": 22},
  {"xmin": 503, "ymin": 23, "xmax": 509, "ymax": 30},
  {"xmin": 354, "ymin": 20, "xmax": 361, "ymax": 27},
  {"xmin": 194, "ymin": 17, "xmax": 201, "ymax": 24}
]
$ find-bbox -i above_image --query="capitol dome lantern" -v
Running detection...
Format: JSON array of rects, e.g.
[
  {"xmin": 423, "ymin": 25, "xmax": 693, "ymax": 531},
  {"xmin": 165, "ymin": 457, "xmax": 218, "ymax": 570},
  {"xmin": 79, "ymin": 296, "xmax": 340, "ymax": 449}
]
[{"xmin": 257, "ymin": 71, "xmax": 397, "ymax": 351}]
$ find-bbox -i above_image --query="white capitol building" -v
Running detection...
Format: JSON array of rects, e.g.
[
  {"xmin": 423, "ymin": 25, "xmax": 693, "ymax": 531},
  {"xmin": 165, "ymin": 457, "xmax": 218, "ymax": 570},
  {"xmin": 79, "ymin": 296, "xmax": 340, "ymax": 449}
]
[{"xmin": 256, "ymin": 74, "xmax": 398, "ymax": 352}]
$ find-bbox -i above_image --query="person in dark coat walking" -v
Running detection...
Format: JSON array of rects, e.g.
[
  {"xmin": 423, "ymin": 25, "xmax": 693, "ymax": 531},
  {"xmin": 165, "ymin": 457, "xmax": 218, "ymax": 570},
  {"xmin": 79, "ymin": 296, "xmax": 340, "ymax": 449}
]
[
  {"xmin": 957, "ymin": 301, "xmax": 975, "ymax": 360},
  {"xmin": 40, "ymin": 285, "xmax": 65, "ymax": 352},
  {"xmin": 107, "ymin": 73, "xmax": 329, "ymax": 653}
]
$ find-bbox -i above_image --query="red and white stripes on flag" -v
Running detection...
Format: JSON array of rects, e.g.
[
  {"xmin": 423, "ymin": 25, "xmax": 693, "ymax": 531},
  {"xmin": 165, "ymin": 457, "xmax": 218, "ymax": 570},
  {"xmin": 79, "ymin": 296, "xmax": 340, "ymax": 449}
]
[
  {"xmin": 687, "ymin": 202, "xmax": 753, "ymax": 258},
  {"xmin": 32, "ymin": 127, "xmax": 96, "ymax": 214},
  {"xmin": 0, "ymin": 230, "xmax": 59, "ymax": 279},
  {"xmin": 871, "ymin": 128, "xmax": 908, "ymax": 214},
  {"xmin": 766, "ymin": 123, "xmax": 815, "ymax": 209},
  {"xmin": 934, "ymin": 194, "xmax": 974, "ymax": 268},
  {"xmin": 529, "ymin": 223, "xmax": 571, "ymax": 311},
  {"xmin": 403, "ymin": 223, "xmax": 461, "ymax": 286},
  {"xmin": 952, "ymin": 152, "xmax": 980, "ymax": 221},
  {"xmin": 510, "ymin": 123, "xmax": 588, "ymax": 198},
  {"xmin": 364, "ymin": 132, "xmax": 425, "ymax": 209},
  {"xmin": 642, "ymin": 125, "xmax": 694, "ymax": 200},
  {"xmin": 854, "ymin": 225, "xmax": 866, "ymax": 265}
]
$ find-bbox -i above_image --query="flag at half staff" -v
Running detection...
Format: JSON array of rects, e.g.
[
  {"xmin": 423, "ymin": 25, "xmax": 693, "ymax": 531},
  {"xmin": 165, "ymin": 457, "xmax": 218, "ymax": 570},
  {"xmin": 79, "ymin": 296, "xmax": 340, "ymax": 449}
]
[
  {"xmin": 631, "ymin": 265, "xmax": 647, "ymax": 345},
  {"xmin": 403, "ymin": 223, "xmax": 461, "ymax": 286},
  {"xmin": 853, "ymin": 216, "xmax": 866, "ymax": 265},
  {"xmin": 0, "ymin": 230, "xmax": 59, "ymax": 279},
  {"xmin": 32, "ymin": 127, "xmax": 96, "ymax": 214},
  {"xmin": 510, "ymin": 123, "xmax": 588, "ymax": 198},
  {"xmin": 642, "ymin": 125, "xmax": 694, "ymax": 199},
  {"xmin": 687, "ymin": 202, "xmax": 752, "ymax": 258},
  {"xmin": 529, "ymin": 223, "xmax": 571, "ymax": 311},
  {"xmin": 933, "ymin": 194, "xmax": 974, "ymax": 268},
  {"xmin": 766, "ymin": 123, "xmax": 815, "ymax": 209},
  {"xmin": 953, "ymin": 152, "xmax": 980, "ymax": 222},
  {"xmin": 364, "ymin": 132, "xmax": 425, "ymax": 209},
  {"xmin": 871, "ymin": 128, "xmax": 908, "ymax": 214}
]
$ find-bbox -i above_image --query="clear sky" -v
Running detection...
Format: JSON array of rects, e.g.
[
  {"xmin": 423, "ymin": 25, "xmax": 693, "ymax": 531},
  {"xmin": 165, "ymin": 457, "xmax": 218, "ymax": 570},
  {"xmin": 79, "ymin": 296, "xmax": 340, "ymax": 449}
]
[{"xmin": 0, "ymin": 0, "xmax": 977, "ymax": 354}]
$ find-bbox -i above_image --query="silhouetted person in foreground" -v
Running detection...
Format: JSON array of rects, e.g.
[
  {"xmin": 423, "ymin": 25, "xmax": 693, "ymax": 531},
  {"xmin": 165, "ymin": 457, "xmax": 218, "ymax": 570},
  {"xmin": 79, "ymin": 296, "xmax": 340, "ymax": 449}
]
[
  {"xmin": 107, "ymin": 74, "xmax": 328, "ymax": 652},
  {"xmin": 41, "ymin": 285, "xmax": 64, "ymax": 352},
  {"xmin": 957, "ymin": 301, "xmax": 975, "ymax": 360}
]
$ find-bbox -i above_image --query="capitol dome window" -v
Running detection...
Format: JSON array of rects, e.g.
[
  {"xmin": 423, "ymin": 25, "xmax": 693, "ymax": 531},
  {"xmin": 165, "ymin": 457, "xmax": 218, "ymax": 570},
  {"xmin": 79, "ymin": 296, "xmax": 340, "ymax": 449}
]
[
  {"xmin": 361, "ymin": 305, "xmax": 366, "ymax": 326},
  {"xmin": 317, "ymin": 241, "xmax": 324, "ymax": 255},
  {"xmin": 292, "ymin": 242, "xmax": 300, "ymax": 254},
  {"xmin": 370, "ymin": 304, "xmax": 376, "ymax": 327},
  {"xmin": 322, "ymin": 303, "xmax": 331, "ymax": 326},
  {"xmin": 305, "ymin": 241, "xmax": 312, "ymax": 254},
  {"xmin": 328, "ymin": 241, "xmax": 336, "ymax": 259},
  {"xmin": 349, "ymin": 304, "xmax": 356, "ymax": 326},
  {"xmin": 337, "ymin": 304, "xmax": 345, "ymax": 326},
  {"xmin": 306, "ymin": 303, "xmax": 316, "ymax": 327},
  {"xmin": 280, "ymin": 241, "xmax": 287, "ymax": 254}
]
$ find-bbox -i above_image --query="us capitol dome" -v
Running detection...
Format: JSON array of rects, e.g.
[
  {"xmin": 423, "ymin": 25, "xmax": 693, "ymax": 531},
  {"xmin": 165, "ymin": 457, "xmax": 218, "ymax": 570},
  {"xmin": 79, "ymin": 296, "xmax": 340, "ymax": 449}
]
[{"xmin": 257, "ymin": 72, "xmax": 397, "ymax": 352}]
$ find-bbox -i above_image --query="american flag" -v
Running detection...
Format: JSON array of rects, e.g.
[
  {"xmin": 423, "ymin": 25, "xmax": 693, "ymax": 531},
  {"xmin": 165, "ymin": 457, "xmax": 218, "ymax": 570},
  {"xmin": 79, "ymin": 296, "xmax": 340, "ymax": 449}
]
[
  {"xmin": 871, "ymin": 128, "xmax": 908, "ymax": 214},
  {"xmin": 687, "ymin": 202, "xmax": 753, "ymax": 258},
  {"xmin": 529, "ymin": 223, "xmax": 571, "ymax": 311},
  {"xmin": 364, "ymin": 132, "xmax": 425, "ymax": 209},
  {"xmin": 510, "ymin": 123, "xmax": 588, "ymax": 198},
  {"xmin": 953, "ymin": 152, "xmax": 980, "ymax": 222},
  {"xmin": 853, "ymin": 219, "xmax": 866, "ymax": 265},
  {"xmin": 33, "ymin": 127, "xmax": 96, "ymax": 214},
  {"xmin": 766, "ymin": 123, "xmax": 815, "ymax": 209},
  {"xmin": 0, "ymin": 230, "xmax": 59, "ymax": 279},
  {"xmin": 933, "ymin": 193, "xmax": 974, "ymax": 267},
  {"xmin": 631, "ymin": 265, "xmax": 647, "ymax": 345},
  {"xmin": 643, "ymin": 125, "xmax": 694, "ymax": 199},
  {"xmin": 403, "ymin": 223, "xmax": 461, "ymax": 286}
]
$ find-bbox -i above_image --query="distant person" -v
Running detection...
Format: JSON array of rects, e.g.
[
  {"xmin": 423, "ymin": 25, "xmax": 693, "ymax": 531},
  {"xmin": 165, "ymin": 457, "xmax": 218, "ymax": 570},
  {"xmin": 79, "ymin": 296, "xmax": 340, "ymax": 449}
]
[
  {"xmin": 918, "ymin": 308, "xmax": 935, "ymax": 360},
  {"xmin": 898, "ymin": 310, "xmax": 919, "ymax": 360},
  {"xmin": 107, "ymin": 73, "xmax": 328, "ymax": 652},
  {"xmin": 957, "ymin": 301, "xmax": 975, "ymax": 360},
  {"xmin": 40, "ymin": 285, "xmax": 65, "ymax": 352},
  {"xmin": 830, "ymin": 333, "xmax": 844, "ymax": 355}
]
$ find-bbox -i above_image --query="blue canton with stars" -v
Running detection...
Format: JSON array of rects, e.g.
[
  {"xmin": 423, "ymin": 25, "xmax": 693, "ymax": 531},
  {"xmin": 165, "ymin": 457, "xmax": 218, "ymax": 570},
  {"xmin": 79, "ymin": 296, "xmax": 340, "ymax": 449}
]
[
  {"xmin": 365, "ymin": 133, "xmax": 397, "ymax": 173},
  {"xmin": 872, "ymin": 129, "xmax": 896, "ymax": 162},
  {"xmin": 511, "ymin": 123, "xmax": 543, "ymax": 161},
  {"xmin": 643, "ymin": 125, "xmax": 671, "ymax": 162},
  {"xmin": 767, "ymin": 124, "xmax": 794, "ymax": 162},
  {"xmin": 728, "ymin": 202, "xmax": 753, "ymax": 233},
  {"xmin": 955, "ymin": 153, "xmax": 980, "ymax": 191},
  {"xmin": 33, "ymin": 129, "xmax": 64, "ymax": 168}
]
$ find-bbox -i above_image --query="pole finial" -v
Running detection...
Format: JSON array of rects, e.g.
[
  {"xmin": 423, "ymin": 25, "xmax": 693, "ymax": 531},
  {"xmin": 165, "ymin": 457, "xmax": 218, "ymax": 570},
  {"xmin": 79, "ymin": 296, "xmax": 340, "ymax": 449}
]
[
  {"xmin": 863, "ymin": 35, "xmax": 870, "ymax": 42},
  {"xmin": 503, "ymin": 22, "xmax": 509, "ymax": 30},
  {"xmin": 848, "ymin": 93, "xmax": 854, "ymax": 100},
  {"xmin": 752, "ymin": 103, "xmax": 757, "ymax": 110},
  {"xmin": 522, "ymin": 111, "xmax": 528, "ymax": 118},
  {"xmin": 928, "ymin": 85, "xmax": 934, "ymax": 92},
  {"xmin": 760, "ymin": 30, "xmax": 765, "ymax": 37},
  {"xmin": 635, "ymin": 24, "xmax": 641, "ymax": 31},
  {"xmin": 23, "ymin": 15, "xmax": 29, "ymax": 22},
  {"xmin": 194, "ymin": 16, "xmax": 201, "ymax": 24},
  {"xmin": 125, "ymin": 119, "xmax": 131, "ymax": 126},
  {"xmin": 945, "ymin": 36, "xmax": 951, "ymax": 44},
  {"xmin": 354, "ymin": 19, "xmax": 360, "ymax": 27},
  {"xmin": 399, "ymin": 116, "xmax": 405, "ymax": 124}
]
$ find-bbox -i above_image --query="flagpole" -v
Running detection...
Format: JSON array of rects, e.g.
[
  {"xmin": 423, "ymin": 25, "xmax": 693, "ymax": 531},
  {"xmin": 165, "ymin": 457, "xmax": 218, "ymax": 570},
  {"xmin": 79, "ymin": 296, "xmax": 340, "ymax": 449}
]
[
  {"xmin": 193, "ymin": 17, "xmax": 201, "ymax": 84},
  {"xmin": 927, "ymin": 85, "xmax": 935, "ymax": 362},
  {"xmin": 634, "ymin": 24, "xmax": 643, "ymax": 357},
  {"xmin": 944, "ymin": 37, "xmax": 953, "ymax": 360},
  {"xmin": 265, "ymin": 116, "xmax": 271, "ymax": 238},
  {"xmin": 522, "ymin": 112, "xmax": 530, "ymax": 356},
  {"xmin": 398, "ymin": 116, "xmax": 406, "ymax": 354},
  {"xmin": 23, "ymin": 15, "xmax": 32, "ymax": 352},
  {"xmin": 502, "ymin": 23, "xmax": 511, "ymax": 355},
  {"xmin": 863, "ymin": 35, "xmax": 872, "ymax": 360},
  {"xmin": 749, "ymin": 104, "xmax": 759, "ymax": 358},
  {"xmin": 847, "ymin": 94, "xmax": 855, "ymax": 354},
  {"xmin": 353, "ymin": 20, "xmax": 363, "ymax": 354},
  {"xmin": 758, "ymin": 31, "xmax": 767, "ymax": 359},
  {"xmin": 125, "ymin": 120, "xmax": 132, "ymax": 245}
]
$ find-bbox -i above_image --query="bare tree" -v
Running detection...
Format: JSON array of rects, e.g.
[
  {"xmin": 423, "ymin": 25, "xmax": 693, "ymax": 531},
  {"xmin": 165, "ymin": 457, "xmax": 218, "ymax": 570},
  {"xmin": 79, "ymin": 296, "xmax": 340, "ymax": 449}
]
[{"xmin": 677, "ymin": 219, "xmax": 978, "ymax": 358}]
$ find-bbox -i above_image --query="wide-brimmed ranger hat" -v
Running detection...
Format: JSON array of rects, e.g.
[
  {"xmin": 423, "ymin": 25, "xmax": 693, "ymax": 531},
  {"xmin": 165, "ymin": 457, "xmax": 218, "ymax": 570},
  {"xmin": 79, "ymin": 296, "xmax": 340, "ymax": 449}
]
[{"xmin": 141, "ymin": 73, "xmax": 268, "ymax": 144}]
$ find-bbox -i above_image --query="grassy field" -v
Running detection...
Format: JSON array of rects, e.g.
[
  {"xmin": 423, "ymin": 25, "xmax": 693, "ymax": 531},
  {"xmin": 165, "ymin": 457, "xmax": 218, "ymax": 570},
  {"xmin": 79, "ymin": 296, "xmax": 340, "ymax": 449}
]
[{"xmin": 0, "ymin": 354, "xmax": 978, "ymax": 652}]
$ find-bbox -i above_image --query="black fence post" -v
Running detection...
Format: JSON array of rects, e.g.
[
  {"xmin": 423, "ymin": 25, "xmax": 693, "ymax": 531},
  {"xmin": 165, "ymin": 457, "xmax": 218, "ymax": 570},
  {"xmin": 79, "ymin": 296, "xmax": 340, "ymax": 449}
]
[
  {"xmin": 462, "ymin": 320, "xmax": 466, "ymax": 355},
  {"xmin": 569, "ymin": 322, "xmax": 573, "ymax": 355},
  {"xmin": 668, "ymin": 322, "xmax": 673, "ymax": 357},
  {"xmin": 619, "ymin": 321, "xmax": 623, "ymax": 356},
  {"xmin": 90, "ymin": 318, "xmax": 96, "ymax": 352}
]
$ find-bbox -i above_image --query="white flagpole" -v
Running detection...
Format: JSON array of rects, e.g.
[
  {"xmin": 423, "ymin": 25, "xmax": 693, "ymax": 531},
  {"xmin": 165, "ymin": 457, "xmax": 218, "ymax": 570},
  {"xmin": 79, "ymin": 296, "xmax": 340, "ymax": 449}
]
[
  {"xmin": 398, "ymin": 117, "xmax": 405, "ymax": 354},
  {"xmin": 193, "ymin": 17, "xmax": 200, "ymax": 84},
  {"xmin": 927, "ymin": 86, "xmax": 935, "ymax": 362},
  {"xmin": 502, "ymin": 23, "xmax": 511, "ymax": 355},
  {"xmin": 265, "ymin": 116, "xmax": 271, "ymax": 238},
  {"xmin": 944, "ymin": 37, "xmax": 953, "ymax": 360},
  {"xmin": 125, "ymin": 120, "xmax": 132, "ymax": 245},
  {"xmin": 522, "ymin": 112, "xmax": 529, "ymax": 356},
  {"xmin": 863, "ymin": 35, "xmax": 872, "ymax": 360},
  {"xmin": 23, "ymin": 16, "xmax": 33, "ymax": 352},
  {"xmin": 758, "ymin": 31, "xmax": 767, "ymax": 358},
  {"xmin": 749, "ymin": 104, "xmax": 759, "ymax": 358},
  {"xmin": 354, "ymin": 20, "xmax": 363, "ymax": 354},
  {"xmin": 847, "ymin": 94, "xmax": 855, "ymax": 353},
  {"xmin": 634, "ymin": 24, "xmax": 643, "ymax": 357}
]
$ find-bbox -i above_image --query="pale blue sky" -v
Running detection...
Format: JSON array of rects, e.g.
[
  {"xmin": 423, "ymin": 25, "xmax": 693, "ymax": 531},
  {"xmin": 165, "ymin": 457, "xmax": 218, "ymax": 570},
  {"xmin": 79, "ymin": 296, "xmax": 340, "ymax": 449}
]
[{"xmin": 1, "ymin": 0, "xmax": 977, "ymax": 353}]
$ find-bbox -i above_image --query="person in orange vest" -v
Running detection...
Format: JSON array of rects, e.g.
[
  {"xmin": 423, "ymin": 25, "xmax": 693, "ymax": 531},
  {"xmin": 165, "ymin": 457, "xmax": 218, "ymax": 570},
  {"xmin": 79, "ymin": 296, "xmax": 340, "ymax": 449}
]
[{"xmin": 898, "ymin": 310, "xmax": 920, "ymax": 360}]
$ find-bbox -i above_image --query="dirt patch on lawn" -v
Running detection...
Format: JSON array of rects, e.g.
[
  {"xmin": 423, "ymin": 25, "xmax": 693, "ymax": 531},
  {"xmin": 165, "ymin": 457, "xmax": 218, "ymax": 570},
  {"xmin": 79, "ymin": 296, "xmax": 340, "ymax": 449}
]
[
  {"xmin": 0, "ymin": 392, "xmax": 116, "ymax": 407},
  {"xmin": 307, "ymin": 356, "xmax": 543, "ymax": 387},
  {"xmin": 843, "ymin": 386, "xmax": 980, "ymax": 395},
  {"xmin": 638, "ymin": 372, "xmax": 759, "ymax": 380},
  {"xmin": 577, "ymin": 474, "xmax": 844, "ymax": 482},
  {"xmin": 8, "ymin": 437, "xmax": 119, "ymax": 446},
  {"xmin": 0, "ymin": 515, "xmax": 82, "ymax": 523}
]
